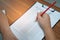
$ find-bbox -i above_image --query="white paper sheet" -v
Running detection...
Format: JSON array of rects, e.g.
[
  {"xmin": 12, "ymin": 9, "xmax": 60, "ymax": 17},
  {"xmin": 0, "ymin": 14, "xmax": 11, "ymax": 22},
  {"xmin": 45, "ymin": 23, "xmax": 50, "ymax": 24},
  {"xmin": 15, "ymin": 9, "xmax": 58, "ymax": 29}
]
[{"xmin": 10, "ymin": 2, "xmax": 60, "ymax": 40}]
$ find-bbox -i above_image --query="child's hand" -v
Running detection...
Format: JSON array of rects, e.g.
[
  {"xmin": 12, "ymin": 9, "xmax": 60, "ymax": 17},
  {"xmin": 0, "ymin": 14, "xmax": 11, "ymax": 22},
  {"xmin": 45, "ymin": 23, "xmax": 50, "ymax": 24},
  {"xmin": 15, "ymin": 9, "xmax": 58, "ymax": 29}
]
[{"xmin": 37, "ymin": 12, "xmax": 51, "ymax": 29}]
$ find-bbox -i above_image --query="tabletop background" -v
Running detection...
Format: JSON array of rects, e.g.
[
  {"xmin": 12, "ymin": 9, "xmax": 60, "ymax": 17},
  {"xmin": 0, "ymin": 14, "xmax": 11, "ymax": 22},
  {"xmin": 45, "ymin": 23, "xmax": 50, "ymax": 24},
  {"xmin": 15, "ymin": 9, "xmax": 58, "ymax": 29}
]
[{"xmin": 0, "ymin": 0, "xmax": 60, "ymax": 40}]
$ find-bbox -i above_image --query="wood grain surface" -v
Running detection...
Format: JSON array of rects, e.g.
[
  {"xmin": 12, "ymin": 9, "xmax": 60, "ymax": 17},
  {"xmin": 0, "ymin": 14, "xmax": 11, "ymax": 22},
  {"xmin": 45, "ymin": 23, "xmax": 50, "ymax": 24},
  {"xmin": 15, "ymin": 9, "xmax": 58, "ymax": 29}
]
[{"xmin": 0, "ymin": 0, "xmax": 60, "ymax": 40}]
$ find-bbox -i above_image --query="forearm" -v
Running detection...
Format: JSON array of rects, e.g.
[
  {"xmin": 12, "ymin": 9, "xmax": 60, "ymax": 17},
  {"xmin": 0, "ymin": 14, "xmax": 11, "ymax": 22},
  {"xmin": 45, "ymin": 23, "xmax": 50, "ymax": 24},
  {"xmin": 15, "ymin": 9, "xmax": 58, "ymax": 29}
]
[
  {"xmin": 0, "ymin": 22, "xmax": 17, "ymax": 40},
  {"xmin": 1, "ymin": 27, "xmax": 17, "ymax": 40},
  {"xmin": 0, "ymin": 12, "xmax": 17, "ymax": 40},
  {"xmin": 43, "ymin": 26, "xmax": 56, "ymax": 40}
]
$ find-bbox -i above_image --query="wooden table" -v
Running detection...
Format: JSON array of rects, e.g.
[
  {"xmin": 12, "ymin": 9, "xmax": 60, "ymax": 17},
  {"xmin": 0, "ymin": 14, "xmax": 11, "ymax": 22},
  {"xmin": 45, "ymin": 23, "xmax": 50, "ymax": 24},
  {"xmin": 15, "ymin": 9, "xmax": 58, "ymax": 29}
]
[{"xmin": 0, "ymin": 0, "xmax": 60, "ymax": 40}]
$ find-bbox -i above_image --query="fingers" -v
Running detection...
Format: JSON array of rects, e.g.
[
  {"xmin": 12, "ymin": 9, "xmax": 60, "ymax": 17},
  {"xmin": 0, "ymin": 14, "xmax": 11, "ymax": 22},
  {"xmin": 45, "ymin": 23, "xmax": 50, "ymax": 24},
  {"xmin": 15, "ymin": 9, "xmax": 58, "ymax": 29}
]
[
  {"xmin": 36, "ymin": 12, "xmax": 49, "ymax": 21},
  {"xmin": 37, "ymin": 12, "xmax": 43, "ymax": 20}
]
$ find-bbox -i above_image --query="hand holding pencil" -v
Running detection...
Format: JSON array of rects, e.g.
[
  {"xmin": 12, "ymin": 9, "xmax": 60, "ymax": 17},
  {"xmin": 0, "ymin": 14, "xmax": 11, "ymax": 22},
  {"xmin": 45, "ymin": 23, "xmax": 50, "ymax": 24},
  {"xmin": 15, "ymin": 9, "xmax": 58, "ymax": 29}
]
[
  {"xmin": 36, "ymin": 0, "xmax": 56, "ymax": 29},
  {"xmin": 37, "ymin": 12, "xmax": 51, "ymax": 29},
  {"xmin": 37, "ymin": 1, "xmax": 57, "ymax": 40}
]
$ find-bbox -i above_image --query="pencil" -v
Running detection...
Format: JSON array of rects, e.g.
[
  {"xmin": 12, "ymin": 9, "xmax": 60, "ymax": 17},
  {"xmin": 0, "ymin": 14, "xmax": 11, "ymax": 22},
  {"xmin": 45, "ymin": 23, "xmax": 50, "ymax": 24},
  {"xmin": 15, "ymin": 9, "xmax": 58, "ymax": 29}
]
[
  {"xmin": 36, "ymin": 1, "xmax": 56, "ymax": 21},
  {"xmin": 40, "ymin": 1, "xmax": 56, "ymax": 16}
]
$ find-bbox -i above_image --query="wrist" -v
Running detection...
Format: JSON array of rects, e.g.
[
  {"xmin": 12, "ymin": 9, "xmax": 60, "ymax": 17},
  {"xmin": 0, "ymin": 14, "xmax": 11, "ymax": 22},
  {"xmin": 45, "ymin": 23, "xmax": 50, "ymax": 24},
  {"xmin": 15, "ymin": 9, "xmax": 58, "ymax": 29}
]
[{"xmin": 42, "ymin": 26, "xmax": 52, "ymax": 31}]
